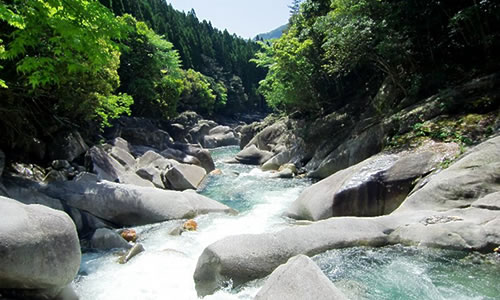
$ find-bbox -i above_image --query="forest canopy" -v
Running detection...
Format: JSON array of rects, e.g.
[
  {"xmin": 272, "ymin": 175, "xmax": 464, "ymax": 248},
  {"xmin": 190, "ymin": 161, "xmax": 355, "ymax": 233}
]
[{"xmin": 252, "ymin": 0, "xmax": 500, "ymax": 115}]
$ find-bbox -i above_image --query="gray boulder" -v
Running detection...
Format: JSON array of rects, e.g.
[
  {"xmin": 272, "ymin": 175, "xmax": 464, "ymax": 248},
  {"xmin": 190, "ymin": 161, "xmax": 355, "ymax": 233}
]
[
  {"xmin": 109, "ymin": 146, "xmax": 136, "ymax": 170},
  {"xmin": 194, "ymin": 136, "xmax": 500, "ymax": 297},
  {"xmin": 288, "ymin": 151, "xmax": 439, "ymax": 221},
  {"xmin": 0, "ymin": 197, "xmax": 81, "ymax": 299},
  {"xmin": 47, "ymin": 131, "xmax": 89, "ymax": 162},
  {"xmin": 246, "ymin": 121, "xmax": 287, "ymax": 152},
  {"xmin": 169, "ymin": 143, "xmax": 215, "ymax": 172},
  {"xmin": 120, "ymin": 128, "xmax": 173, "ymax": 151},
  {"xmin": 164, "ymin": 163, "xmax": 206, "ymax": 191},
  {"xmin": 42, "ymin": 179, "xmax": 235, "ymax": 226},
  {"xmin": 90, "ymin": 228, "xmax": 132, "ymax": 250},
  {"xmin": 396, "ymin": 136, "xmax": 500, "ymax": 212},
  {"xmin": 254, "ymin": 255, "xmax": 347, "ymax": 300},
  {"xmin": 261, "ymin": 150, "xmax": 291, "ymax": 171},
  {"xmin": 307, "ymin": 124, "xmax": 385, "ymax": 179},
  {"xmin": 87, "ymin": 146, "xmax": 154, "ymax": 188},
  {"xmin": 202, "ymin": 126, "xmax": 240, "ymax": 148},
  {"xmin": 194, "ymin": 217, "xmax": 389, "ymax": 296},
  {"xmin": 231, "ymin": 145, "xmax": 274, "ymax": 165},
  {"xmin": 4, "ymin": 177, "xmax": 113, "ymax": 239}
]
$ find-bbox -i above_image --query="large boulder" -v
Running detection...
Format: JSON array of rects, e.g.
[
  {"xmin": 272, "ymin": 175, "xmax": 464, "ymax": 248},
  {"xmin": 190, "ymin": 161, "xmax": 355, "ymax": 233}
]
[
  {"xmin": 87, "ymin": 146, "xmax": 154, "ymax": 188},
  {"xmin": 194, "ymin": 217, "xmax": 390, "ymax": 296},
  {"xmin": 306, "ymin": 124, "xmax": 386, "ymax": 179},
  {"xmin": 42, "ymin": 179, "xmax": 235, "ymax": 226},
  {"xmin": 194, "ymin": 136, "xmax": 500, "ymax": 296},
  {"xmin": 4, "ymin": 177, "xmax": 113, "ymax": 239},
  {"xmin": 287, "ymin": 150, "xmax": 442, "ymax": 221},
  {"xmin": 164, "ymin": 163, "xmax": 206, "ymax": 191},
  {"xmin": 90, "ymin": 228, "xmax": 132, "ymax": 251},
  {"xmin": 0, "ymin": 197, "xmax": 81, "ymax": 299},
  {"xmin": 47, "ymin": 131, "xmax": 89, "ymax": 162},
  {"xmin": 395, "ymin": 135, "xmax": 500, "ymax": 213},
  {"xmin": 120, "ymin": 127, "xmax": 172, "ymax": 151},
  {"xmin": 245, "ymin": 121, "xmax": 288, "ymax": 152},
  {"xmin": 169, "ymin": 143, "xmax": 215, "ymax": 172},
  {"xmin": 254, "ymin": 255, "xmax": 347, "ymax": 300},
  {"xmin": 202, "ymin": 126, "xmax": 239, "ymax": 148},
  {"xmin": 231, "ymin": 145, "xmax": 274, "ymax": 165}
]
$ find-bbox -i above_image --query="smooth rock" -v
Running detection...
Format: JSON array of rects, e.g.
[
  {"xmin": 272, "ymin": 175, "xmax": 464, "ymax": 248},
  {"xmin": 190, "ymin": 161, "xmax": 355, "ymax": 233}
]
[
  {"xmin": 232, "ymin": 145, "xmax": 274, "ymax": 165},
  {"xmin": 0, "ymin": 197, "xmax": 81, "ymax": 299},
  {"xmin": 307, "ymin": 124, "xmax": 385, "ymax": 179},
  {"xmin": 90, "ymin": 228, "xmax": 132, "ymax": 250},
  {"xmin": 288, "ymin": 151, "xmax": 439, "ymax": 221},
  {"xmin": 254, "ymin": 255, "xmax": 347, "ymax": 300},
  {"xmin": 42, "ymin": 180, "xmax": 235, "ymax": 226},
  {"xmin": 87, "ymin": 146, "xmax": 153, "ymax": 188},
  {"xmin": 164, "ymin": 164, "xmax": 206, "ymax": 191},
  {"xmin": 194, "ymin": 217, "xmax": 389, "ymax": 296},
  {"xmin": 119, "ymin": 243, "xmax": 145, "ymax": 264},
  {"xmin": 472, "ymin": 192, "xmax": 500, "ymax": 211},
  {"xmin": 109, "ymin": 146, "xmax": 136, "ymax": 170},
  {"xmin": 51, "ymin": 160, "xmax": 71, "ymax": 171},
  {"xmin": 111, "ymin": 137, "xmax": 132, "ymax": 153},
  {"xmin": 261, "ymin": 151, "xmax": 291, "ymax": 171},
  {"xmin": 396, "ymin": 135, "xmax": 500, "ymax": 212},
  {"xmin": 246, "ymin": 121, "xmax": 287, "ymax": 152},
  {"xmin": 169, "ymin": 143, "xmax": 215, "ymax": 172}
]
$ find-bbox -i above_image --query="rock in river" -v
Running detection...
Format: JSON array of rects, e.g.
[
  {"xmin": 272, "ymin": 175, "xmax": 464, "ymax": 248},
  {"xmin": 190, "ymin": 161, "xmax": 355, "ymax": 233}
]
[
  {"xmin": 255, "ymin": 255, "xmax": 347, "ymax": 300},
  {"xmin": 0, "ymin": 196, "xmax": 81, "ymax": 299}
]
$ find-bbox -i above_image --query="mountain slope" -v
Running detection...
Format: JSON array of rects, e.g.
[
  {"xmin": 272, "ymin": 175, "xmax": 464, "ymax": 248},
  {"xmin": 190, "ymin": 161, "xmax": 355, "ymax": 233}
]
[{"xmin": 255, "ymin": 24, "xmax": 287, "ymax": 40}]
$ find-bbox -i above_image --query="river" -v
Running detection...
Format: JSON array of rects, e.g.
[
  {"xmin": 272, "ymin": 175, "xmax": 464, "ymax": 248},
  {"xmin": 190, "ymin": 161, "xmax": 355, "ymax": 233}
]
[{"xmin": 74, "ymin": 146, "xmax": 500, "ymax": 300}]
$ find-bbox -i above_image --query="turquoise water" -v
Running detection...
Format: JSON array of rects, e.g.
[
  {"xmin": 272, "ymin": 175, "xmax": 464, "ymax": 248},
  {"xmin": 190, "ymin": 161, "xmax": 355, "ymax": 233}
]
[
  {"xmin": 74, "ymin": 146, "xmax": 500, "ymax": 299},
  {"xmin": 314, "ymin": 245, "xmax": 500, "ymax": 300}
]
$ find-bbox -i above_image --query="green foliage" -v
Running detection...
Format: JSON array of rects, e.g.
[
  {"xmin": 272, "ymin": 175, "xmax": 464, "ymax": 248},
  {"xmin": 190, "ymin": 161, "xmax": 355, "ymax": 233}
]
[
  {"xmin": 253, "ymin": 0, "xmax": 500, "ymax": 116},
  {"xmin": 0, "ymin": 0, "xmax": 132, "ymax": 151},
  {"xmin": 99, "ymin": 0, "xmax": 267, "ymax": 115},
  {"xmin": 117, "ymin": 15, "xmax": 183, "ymax": 119},
  {"xmin": 178, "ymin": 69, "xmax": 219, "ymax": 116}
]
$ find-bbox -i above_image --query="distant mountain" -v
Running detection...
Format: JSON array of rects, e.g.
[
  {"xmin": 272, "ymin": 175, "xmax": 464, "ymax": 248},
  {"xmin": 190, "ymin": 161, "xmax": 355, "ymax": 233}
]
[{"xmin": 255, "ymin": 24, "xmax": 287, "ymax": 41}]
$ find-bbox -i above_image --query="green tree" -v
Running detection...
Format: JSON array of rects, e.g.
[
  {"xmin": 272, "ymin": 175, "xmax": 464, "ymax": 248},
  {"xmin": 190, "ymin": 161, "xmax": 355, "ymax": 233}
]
[
  {"xmin": 118, "ymin": 15, "xmax": 183, "ymax": 119},
  {"xmin": 0, "ymin": 0, "xmax": 132, "ymax": 151}
]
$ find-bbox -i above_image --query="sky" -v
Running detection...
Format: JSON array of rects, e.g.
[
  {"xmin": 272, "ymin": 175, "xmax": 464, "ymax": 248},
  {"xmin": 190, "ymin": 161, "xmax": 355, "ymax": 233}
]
[{"xmin": 165, "ymin": 0, "xmax": 291, "ymax": 39}]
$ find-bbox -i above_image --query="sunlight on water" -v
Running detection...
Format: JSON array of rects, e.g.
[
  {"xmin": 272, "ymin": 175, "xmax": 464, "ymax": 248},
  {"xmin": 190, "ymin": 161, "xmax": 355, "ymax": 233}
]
[
  {"xmin": 74, "ymin": 146, "xmax": 500, "ymax": 300},
  {"xmin": 313, "ymin": 245, "xmax": 500, "ymax": 300},
  {"xmin": 74, "ymin": 146, "xmax": 311, "ymax": 300}
]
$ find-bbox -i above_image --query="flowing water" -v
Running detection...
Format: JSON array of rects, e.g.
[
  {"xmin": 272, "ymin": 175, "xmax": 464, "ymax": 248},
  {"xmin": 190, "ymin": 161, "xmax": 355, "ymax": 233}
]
[{"xmin": 74, "ymin": 146, "xmax": 500, "ymax": 300}]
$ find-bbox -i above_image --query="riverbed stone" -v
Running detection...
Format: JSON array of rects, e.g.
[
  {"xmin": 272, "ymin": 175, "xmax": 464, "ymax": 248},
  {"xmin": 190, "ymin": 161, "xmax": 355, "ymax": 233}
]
[
  {"xmin": 42, "ymin": 179, "xmax": 234, "ymax": 226},
  {"xmin": 231, "ymin": 145, "xmax": 274, "ymax": 165},
  {"xmin": 164, "ymin": 164, "xmax": 206, "ymax": 191},
  {"xmin": 90, "ymin": 228, "xmax": 132, "ymax": 251},
  {"xmin": 109, "ymin": 146, "xmax": 136, "ymax": 170},
  {"xmin": 203, "ymin": 126, "xmax": 239, "ymax": 148},
  {"xmin": 395, "ymin": 135, "xmax": 500, "ymax": 212},
  {"xmin": 0, "ymin": 196, "xmax": 81, "ymax": 299},
  {"xmin": 87, "ymin": 146, "xmax": 153, "ymax": 188},
  {"xmin": 287, "ymin": 150, "xmax": 442, "ymax": 221},
  {"xmin": 194, "ymin": 217, "xmax": 390, "ymax": 296},
  {"xmin": 254, "ymin": 255, "xmax": 347, "ymax": 300}
]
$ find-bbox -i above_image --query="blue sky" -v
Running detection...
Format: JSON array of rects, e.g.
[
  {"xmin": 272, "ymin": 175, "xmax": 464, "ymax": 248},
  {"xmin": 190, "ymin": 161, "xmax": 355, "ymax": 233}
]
[{"xmin": 166, "ymin": 0, "xmax": 291, "ymax": 39}]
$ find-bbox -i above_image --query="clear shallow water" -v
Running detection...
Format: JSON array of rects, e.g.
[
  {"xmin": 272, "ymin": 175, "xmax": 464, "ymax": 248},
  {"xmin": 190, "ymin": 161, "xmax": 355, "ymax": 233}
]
[
  {"xmin": 74, "ymin": 146, "xmax": 312, "ymax": 300},
  {"xmin": 74, "ymin": 146, "xmax": 500, "ymax": 300},
  {"xmin": 314, "ymin": 246, "xmax": 500, "ymax": 300}
]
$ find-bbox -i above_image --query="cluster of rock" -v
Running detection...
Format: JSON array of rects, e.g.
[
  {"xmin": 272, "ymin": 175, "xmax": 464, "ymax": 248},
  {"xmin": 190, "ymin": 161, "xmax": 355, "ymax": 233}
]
[
  {"xmin": 166, "ymin": 111, "xmax": 241, "ymax": 148},
  {"xmin": 0, "ymin": 112, "xmax": 245, "ymax": 299},
  {"xmin": 194, "ymin": 135, "xmax": 500, "ymax": 296}
]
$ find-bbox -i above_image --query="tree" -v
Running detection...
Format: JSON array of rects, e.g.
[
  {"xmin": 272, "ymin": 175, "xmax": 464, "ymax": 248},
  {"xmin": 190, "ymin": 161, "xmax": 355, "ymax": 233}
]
[{"xmin": 0, "ymin": 0, "xmax": 132, "ymax": 151}]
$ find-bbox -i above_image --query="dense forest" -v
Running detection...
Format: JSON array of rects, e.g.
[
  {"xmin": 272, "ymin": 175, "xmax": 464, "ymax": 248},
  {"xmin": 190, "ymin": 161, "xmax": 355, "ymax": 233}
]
[
  {"xmin": 253, "ymin": 0, "xmax": 500, "ymax": 116},
  {"xmin": 1, "ymin": 0, "xmax": 499, "ymax": 161},
  {"xmin": 0, "ymin": 0, "xmax": 265, "ymax": 158}
]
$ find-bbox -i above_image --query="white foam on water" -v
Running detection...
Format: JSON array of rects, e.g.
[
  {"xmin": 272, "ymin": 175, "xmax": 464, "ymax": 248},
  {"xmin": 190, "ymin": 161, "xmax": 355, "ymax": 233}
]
[{"xmin": 75, "ymin": 150, "xmax": 309, "ymax": 300}]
